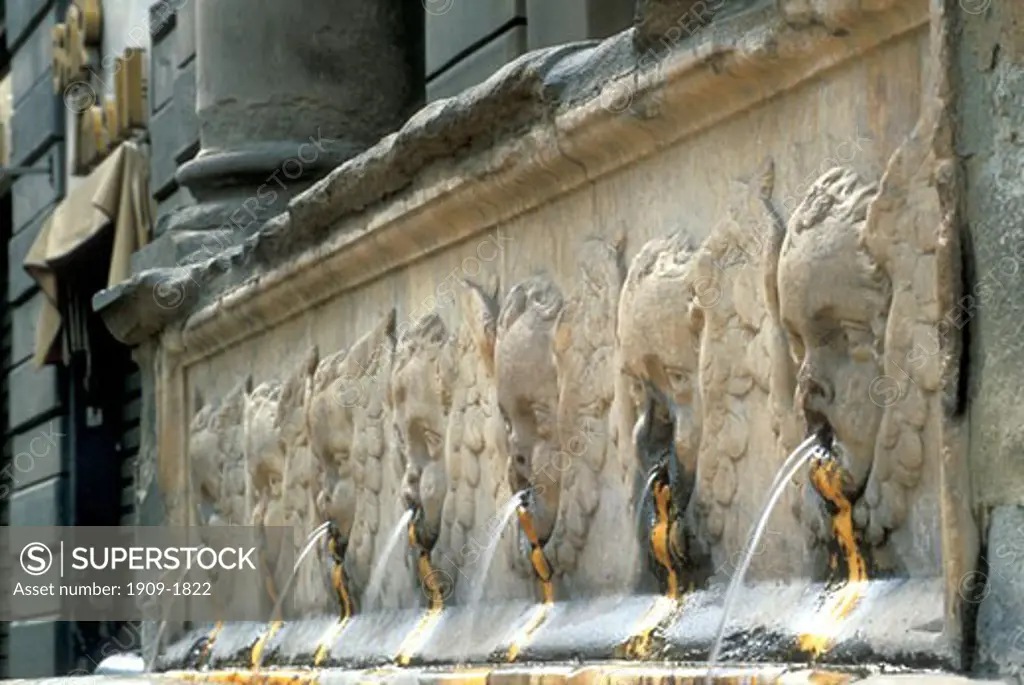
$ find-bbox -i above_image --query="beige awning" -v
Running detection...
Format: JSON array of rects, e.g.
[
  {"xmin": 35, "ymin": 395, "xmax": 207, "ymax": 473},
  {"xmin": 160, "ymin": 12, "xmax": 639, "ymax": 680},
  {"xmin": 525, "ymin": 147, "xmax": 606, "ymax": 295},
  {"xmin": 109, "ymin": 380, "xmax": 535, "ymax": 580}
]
[{"xmin": 24, "ymin": 141, "xmax": 153, "ymax": 366}]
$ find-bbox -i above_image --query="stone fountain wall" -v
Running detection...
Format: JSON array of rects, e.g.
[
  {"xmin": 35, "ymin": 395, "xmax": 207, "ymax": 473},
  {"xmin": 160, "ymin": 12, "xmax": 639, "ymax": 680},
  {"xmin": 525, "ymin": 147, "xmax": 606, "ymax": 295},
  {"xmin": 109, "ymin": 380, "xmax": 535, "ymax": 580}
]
[{"xmin": 112, "ymin": 0, "xmax": 983, "ymax": 673}]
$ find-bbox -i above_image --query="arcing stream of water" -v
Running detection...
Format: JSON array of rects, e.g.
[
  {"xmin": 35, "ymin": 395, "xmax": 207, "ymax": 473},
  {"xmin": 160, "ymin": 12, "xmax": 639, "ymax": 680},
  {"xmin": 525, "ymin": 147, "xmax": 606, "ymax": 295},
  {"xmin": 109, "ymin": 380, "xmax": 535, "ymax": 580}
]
[
  {"xmin": 252, "ymin": 520, "xmax": 334, "ymax": 669},
  {"xmin": 635, "ymin": 469, "xmax": 660, "ymax": 547},
  {"xmin": 363, "ymin": 509, "xmax": 414, "ymax": 611},
  {"xmin": 465, "ymin": 491, "xmax": 527, "ymax": 607},
  {"xmin": 706, "ymin": 434, "xmax": 827, "ymax": 674}
]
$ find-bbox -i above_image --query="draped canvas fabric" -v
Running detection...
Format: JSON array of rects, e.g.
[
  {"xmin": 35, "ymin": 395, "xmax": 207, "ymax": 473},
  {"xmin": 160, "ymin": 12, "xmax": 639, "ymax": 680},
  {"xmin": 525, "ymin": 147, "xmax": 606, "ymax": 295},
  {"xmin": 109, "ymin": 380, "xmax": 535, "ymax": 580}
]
[{"xmin": 23, "ymin": 141, "xmax": 153, "ymax": 367}]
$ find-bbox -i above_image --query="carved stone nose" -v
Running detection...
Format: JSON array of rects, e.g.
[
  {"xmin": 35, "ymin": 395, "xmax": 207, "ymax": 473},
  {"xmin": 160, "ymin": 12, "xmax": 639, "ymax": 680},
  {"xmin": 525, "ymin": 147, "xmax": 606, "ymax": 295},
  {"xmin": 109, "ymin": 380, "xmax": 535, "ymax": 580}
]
[{"xmin": 798, "ymin": 364, "xmax": 834, "ymax": 407}]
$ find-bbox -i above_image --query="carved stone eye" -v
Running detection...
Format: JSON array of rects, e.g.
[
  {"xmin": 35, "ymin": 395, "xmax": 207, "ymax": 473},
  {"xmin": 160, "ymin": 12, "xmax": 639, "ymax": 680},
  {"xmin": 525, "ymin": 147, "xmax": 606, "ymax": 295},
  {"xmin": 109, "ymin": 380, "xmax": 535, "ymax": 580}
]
[
  {"xmin": 664, "ymin": 368, "xmax": 690, "ymax": 393},
  {"xmin": 423, "ymin": 429, "xmax": 443, "ymax": 452},
  {"xmin": 630, "ymin": 377, "xmax": 645, "ymax": 402}
]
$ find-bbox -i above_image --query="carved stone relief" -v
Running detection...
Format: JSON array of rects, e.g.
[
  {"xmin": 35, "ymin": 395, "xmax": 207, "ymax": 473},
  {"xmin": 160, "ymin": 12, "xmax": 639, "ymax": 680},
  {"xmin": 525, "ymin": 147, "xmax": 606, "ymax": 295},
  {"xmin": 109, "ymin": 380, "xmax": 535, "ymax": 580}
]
[
  {"xmin": 551, "ymin": 237, "xmax": 635, "ymax": 596},
  {"xmin": 436, "ymin": 280, "xmax": 531, "ymax": 604},
  {"xmin": 245, "ymin": 378, "xmax": 289, "ymax": 607},
  {"xmin": 492, "ymin": 239, "xmax": 635, "ymax": 597},
  {"xmin": 182, "ymin": 139, "xmax": 958, "ymax": 616},
  {"xmin": 190, "ymin": 377, "xmax": 249, "ymax": 528},
  {"xmin": 308, "ymin": 311, "xmax": 403, "ymax": 607},
  {"xmin": 766, "ymin": 111, "xmax": 953, "ymax": 577},
  {"xmin": 618, "ymin": 232, "xmax": 705, "ymax": 592},
  {"xmin": 496, "ymin": 275, "xmax": 566, "ymax": 582},
  {"xmin": 276, "ymin": 348, "xmax": 324, "ymax": 613},
  {"xmin": 391, "ymin": 312, "xmax": 455, "ymax": 602},
  {"xmin": 189, "ymin": 376, "xmax": 262, "ymax": 618},
  {"xmin": 692, "ymin": 163, "xmax": 804, "ymax": 579}
]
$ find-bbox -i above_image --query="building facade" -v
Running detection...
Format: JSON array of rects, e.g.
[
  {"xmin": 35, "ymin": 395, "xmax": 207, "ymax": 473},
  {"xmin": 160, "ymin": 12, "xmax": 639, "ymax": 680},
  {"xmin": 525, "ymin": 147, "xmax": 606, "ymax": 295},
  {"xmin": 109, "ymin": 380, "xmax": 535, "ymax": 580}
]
[{"xmin": 0, "ymin": 0, "xmax": 635, "ymax": 678}]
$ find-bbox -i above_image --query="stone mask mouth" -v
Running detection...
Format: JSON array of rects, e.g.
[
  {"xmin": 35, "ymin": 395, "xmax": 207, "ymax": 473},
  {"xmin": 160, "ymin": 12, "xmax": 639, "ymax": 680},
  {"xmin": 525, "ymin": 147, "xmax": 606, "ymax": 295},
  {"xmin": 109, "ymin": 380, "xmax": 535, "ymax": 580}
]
[
  {"xmin": 517, "ymin": 487, "xmax": 536, "ymax": 512},
  {"xmin": 409, "ymin": 506, "xmax": 438, "ymax": 552},
  {"xmin": 636, "ymin": 379, "xmax": 676, "ymax": 474},
  {"xmin": 804, "ymin": 409, "xmax": 834, "ymax": 454}
]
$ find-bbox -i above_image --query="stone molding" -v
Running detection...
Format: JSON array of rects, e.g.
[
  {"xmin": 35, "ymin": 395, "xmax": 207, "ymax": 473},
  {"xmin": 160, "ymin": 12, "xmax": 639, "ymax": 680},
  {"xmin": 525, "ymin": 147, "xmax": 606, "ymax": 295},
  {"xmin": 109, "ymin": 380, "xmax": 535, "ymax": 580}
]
[{"xmin": 95, "ymin": 0, "xmax": 928, "ymax": 364}]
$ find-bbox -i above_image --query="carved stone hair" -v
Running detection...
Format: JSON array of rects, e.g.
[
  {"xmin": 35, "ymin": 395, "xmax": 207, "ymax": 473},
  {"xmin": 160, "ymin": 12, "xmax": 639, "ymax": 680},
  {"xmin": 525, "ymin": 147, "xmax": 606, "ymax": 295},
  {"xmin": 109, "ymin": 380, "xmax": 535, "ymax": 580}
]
[
  {"xmin": 780, "ymin": 166, "xmax": 890, "ymax": 298},
  {"xmin": 274, "ymin": 346, "xmax": 319, "ymax": 433},
  {"xmin": 620, "ymin": 231, "xmax": 705, "ymax": 337},
  {"xmin": 392, "ymin": 312, "xmax": 454, "ymax": 409},
  {"xmin": 787, "ymin": 167, "xmax": 878, "ymax": 237},
  {"xmin": 497, "ymin": 275, "xmax": 564, "ymax": 334},
  {"xmin": 213, "ymin": 375, "xmax": 252, "ymax": 428}
]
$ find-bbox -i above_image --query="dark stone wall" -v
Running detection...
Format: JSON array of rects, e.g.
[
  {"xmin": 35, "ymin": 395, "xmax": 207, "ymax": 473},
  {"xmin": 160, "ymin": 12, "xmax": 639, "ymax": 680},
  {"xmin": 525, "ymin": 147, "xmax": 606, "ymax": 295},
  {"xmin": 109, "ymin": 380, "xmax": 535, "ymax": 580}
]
[
  {"xmin": 3, "ymin": 0, "xmax": 70, "ymax": 676},
  {"xmin": 955, "ymin": 0, "xmax": 1024, "ymax": 677},
  {"xmin": 148, "ymin": 0, "xmax": 198, "ymax": 233}
]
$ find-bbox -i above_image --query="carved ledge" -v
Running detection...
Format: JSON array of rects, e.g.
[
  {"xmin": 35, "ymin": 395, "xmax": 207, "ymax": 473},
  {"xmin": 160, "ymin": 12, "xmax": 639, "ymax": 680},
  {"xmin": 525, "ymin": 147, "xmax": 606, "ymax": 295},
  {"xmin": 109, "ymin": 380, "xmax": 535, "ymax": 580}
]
[{"xmin": 94, "ymin": 0, "xmax": 928, "ymax": 356}]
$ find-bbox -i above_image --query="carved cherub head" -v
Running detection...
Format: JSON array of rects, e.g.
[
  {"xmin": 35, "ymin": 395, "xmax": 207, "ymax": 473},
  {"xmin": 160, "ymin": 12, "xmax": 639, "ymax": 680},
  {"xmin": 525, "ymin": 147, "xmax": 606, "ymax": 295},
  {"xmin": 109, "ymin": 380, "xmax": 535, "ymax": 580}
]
[
  {"xmin": 246, "ymin": 381, "xmax": 283, "ymax": 518},
  {"xmin": 775, "ymin": 168, "xmax": 889, "ymax": 508},
  {"xmin": 191, "ymin": 377, "xmax": 250, "ymax": 526},
  {"xmin": 308, "ymin": 311, "xmax": 396, "ymax": 542},
  {"xmin": 275, "ymin": 347, "xmax": 320, "ymax": 484},
  {"xmin": 496, "ymin": 276, "xmax": 565, "ymax": 544},
  {"xmin": 391, "ymin": 313, "xmax": 454, "ymax": 549},
  {"xmin": 618, "ymin": 233, "xmax": 705, "ymax": 483}
]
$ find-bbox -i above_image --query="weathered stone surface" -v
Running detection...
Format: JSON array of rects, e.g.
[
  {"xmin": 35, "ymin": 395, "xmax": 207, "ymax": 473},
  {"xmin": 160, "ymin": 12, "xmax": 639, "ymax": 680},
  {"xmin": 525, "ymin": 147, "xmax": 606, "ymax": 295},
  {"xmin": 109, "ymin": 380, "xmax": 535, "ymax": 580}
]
[
  {"xmin": 271, "ymin": 40, "xmax": 609, "ymax": 264},
  {"xmin": 8, "ymin": 212, "xmax": 46, "ymax": 303},
  {"xmin": 93, "ymin": 35, "xmax": 630, "ymax": 338},
  {"xmin": 9, "ymin": 71, "xmax": 65, "ymax": 168},
  {"xmin": 153, "ymin": 185, "xmax": 196, "ymax": 236},
  {"xmin": 149, "ymin": 19, "xmax": 177, "ymax": 114},
  {"xmin": 176, "ymin": 0, "xmax": 424, "ymax": 197},
  {"xmin": 174, "ymin": 0, "xmax": 196, "ymax": 67},
  {"xmin": 171, "ymin": 59, "xmax": 199, "ymax": 163},
  {"xmin": 149, "ymin": 100, "xmax": 182, "ymax": 198},
  {"xmin": 11, "ymin": 7, "xmax": 60, "ymax": 107},
  {"xmin": 148, "ymin": 0, "xmax": 177, "ymax": 42},
  {"xmin": 975, "ymin": 506, "xmax": 1024, "ymax": 677},
  {"xmin": 11, "ymin": 144, "xmax": 63, "ymax": 233},
  {"xmin": 9, "ymin": 415, "xmax": 66, "ymax": 490},
  {"xmin": 633, "ymin": 0, "xmax": 724, "ymax": 53},
  {"xmin": 11, "ymin": 290, "xmax": 46, "ymax": 367},
  {"xmin": 4, "ymin": 666, "xmax": 1002, "ymax": 685},
  {"xmin": 957, "ymin": 0, "xmax": 1024, "ymax": 514},
  {"xmin": 8, "ymin": 361, "xmax": 62, "ymax": 432},
  {"xmin": 129, "ymin": 228, "xmax": 235, "ymax": 274},
  {"xmin": 90, "ymin": 1, "xmax": 993, "ymax": 678}
]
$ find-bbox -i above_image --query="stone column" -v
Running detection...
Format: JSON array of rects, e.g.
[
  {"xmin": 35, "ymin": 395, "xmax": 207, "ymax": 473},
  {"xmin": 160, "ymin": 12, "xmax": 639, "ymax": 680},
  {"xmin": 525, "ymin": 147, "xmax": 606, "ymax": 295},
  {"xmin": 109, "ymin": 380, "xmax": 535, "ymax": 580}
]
[{"xmin": 171, "ymin": 0, "xmax": 424, "ymax": 233}]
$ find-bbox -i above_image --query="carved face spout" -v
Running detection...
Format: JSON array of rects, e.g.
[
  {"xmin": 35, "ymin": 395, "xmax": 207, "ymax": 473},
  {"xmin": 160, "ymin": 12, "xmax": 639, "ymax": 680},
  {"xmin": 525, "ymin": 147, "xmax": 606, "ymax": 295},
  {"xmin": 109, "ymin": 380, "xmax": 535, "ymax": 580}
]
[
  {"xmin": 618, "ymin": 234, "xmax": 704, "ymax": 518},
  {"xmin": 620, "ymin": 335, "xmax": 702, "ymax": 502},
  {"xmin": 191, "ymin": 377, "xmax": 250, "ymax": 528},
  {"xmin": 310, "ymin": 393, "xmax": 357, "ymax": 540},
  {"xmin": 392, "ymin": 314, "xmax": 452, "ymax": 551},
  {"xmin": 777, "ymin": 169, "xmax": 888, "ymax": 507},
  {"xmin": 497, "ymin": 278, "xmax": 564, "ymax": 546}
]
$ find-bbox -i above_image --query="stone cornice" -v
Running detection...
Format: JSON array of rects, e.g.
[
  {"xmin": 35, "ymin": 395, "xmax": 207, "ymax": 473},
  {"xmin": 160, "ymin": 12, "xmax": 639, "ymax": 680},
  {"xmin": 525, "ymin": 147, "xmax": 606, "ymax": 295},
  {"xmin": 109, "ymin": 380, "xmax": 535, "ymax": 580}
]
[{"xmin": 94, "ymin": 0, "xmax": 928, "ymax": 365}]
